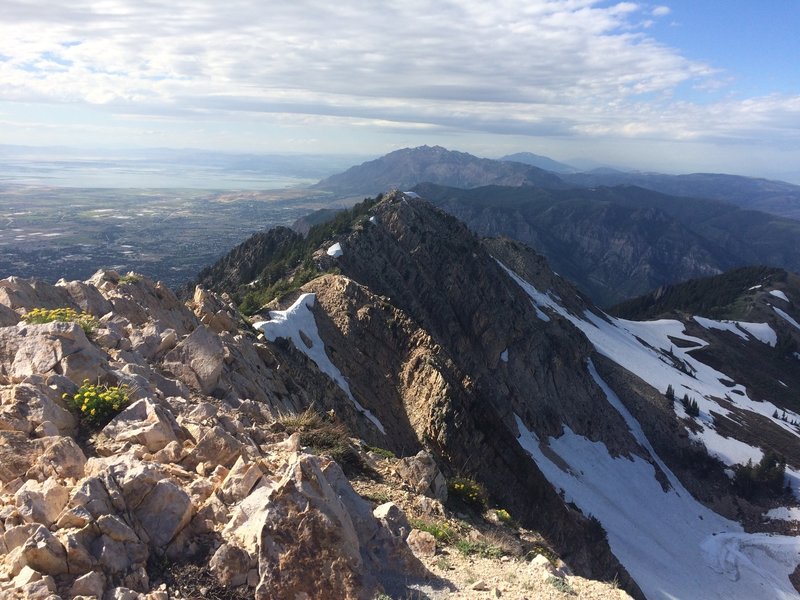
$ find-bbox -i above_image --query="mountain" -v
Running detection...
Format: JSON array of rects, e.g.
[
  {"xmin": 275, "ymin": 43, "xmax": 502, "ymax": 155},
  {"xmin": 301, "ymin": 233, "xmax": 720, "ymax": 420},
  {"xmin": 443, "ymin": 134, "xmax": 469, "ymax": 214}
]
[
  {"xmin": 313, "ymin": 145, "xmax": 566, "ymax": 196},
  {"xmin": 561, "ymin": 171, "xmax": 800, "ymax": 221},
  {"xmin": 499, "ymin": 151, "xmax": 577, "ymax": 173},
  {"xmin": 414, "ymin": 182, "xmax": 800, "ymax": 306},
  {"xmin": 4, "ymin": 191, "xmax": 800, "ymax": 599},
  {"xmin": 195, "ymin": 190, "xmax": 800, "ymax": 598}
]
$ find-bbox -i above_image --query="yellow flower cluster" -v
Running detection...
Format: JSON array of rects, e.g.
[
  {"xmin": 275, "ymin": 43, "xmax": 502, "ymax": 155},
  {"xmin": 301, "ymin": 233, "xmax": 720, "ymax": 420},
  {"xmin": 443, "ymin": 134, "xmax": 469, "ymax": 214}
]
[
  {"xmin": 22, "ymin": 307, "xmax": 99, "ymax": 334},
  {"xmin": 448, "ymin": 477, "xmax": 488, "ymax": 510},
  {"xmin": 64, "ymin": 379, "xmax": 129, "ymax": 427}
]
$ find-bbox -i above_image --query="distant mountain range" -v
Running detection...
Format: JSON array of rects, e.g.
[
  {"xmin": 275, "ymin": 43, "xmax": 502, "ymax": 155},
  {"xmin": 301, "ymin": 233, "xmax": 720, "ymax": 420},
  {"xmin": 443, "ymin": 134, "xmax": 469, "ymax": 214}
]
[
  {"xmin": 311, "ymin": 146, "xmax": 800, "ymax": 306},
  {"xmin": 498, "ymin": 151, "xmax": 577, "ymax": 173},
  {"xmin": 560, "ymin": 171, "xmax": 800, "ymax": 221},
  {"xmin": 313, "ymin": 145, "xmax": 565, "ymax": 195}
]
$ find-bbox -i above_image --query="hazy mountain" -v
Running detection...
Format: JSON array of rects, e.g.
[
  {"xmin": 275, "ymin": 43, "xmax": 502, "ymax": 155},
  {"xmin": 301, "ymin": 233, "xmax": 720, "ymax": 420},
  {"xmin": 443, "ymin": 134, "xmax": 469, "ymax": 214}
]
[
  {"xmin": 415, "ymin": 182, "xmax": 800, "ymax": 306},
  {"xmin": 562, "ymin": 171, "xmax": 800, "ymax": 221},
  {"xmin": 313, "ymin": 145, "xmax": 566, "ymax": 195},
  {"xmin": 499, "ymin": 151, "xmax": 578, "ymax": 173}
]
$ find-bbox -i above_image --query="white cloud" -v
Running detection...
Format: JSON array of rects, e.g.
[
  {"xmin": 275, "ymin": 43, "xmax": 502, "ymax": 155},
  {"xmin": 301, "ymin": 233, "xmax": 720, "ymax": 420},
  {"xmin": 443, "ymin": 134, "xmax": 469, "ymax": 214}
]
[{"xmin": 0, "ymin": 0, "xmax": 797, "ymax": 175}]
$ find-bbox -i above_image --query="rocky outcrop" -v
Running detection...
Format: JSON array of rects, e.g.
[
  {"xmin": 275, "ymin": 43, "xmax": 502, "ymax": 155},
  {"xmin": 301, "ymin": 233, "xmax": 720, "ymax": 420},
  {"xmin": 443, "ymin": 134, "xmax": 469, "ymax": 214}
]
[{"xmin": 0, "ymin": 269, "xmax": 441, "ymax": 599}]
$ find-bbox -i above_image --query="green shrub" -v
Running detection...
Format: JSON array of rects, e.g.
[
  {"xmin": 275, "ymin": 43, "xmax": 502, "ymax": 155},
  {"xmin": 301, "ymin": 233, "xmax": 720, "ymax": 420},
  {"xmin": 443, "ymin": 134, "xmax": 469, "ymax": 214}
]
[
  {"xmin": 734, "ymin": 451, "xmax": 787, "ymax": 498},
  {"xmin": 22, "ymin": 307, "xmax": 99, "ymax": 335},
  {"xmin": 365, "ymin": 445, "xmax": 396, "ymax": 459},
  {"xmin": 448, "ymin": 476, "xmax": 488, "ymax": 510},
  {"xmin": 494, "ymin": 508, "xmax": 515, "ymax": 526},
  {"xmin": 410, "ymin": 519, "xmax": 456, "ymax": 544},
  {"xmin": 455, "ymin": 539, "xmax": 505, "ymax": 559},
  {"xmin": 546, "ymin": 576, "xmax": 576, "ymax": 595},
  {"xmin": 119, "ymin": 273, "xmax": 142, "ymax": 285},
  {"xmin": 65, "ymin": 379, "xmax": 129, "ymax": 427}
]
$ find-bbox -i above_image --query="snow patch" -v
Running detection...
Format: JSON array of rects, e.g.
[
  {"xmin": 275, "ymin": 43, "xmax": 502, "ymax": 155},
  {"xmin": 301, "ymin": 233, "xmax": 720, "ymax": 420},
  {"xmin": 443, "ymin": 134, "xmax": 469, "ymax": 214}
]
[
  {"xmin": 368, "ymin": 216, "xmax": 377, "ymax": 225},
  {"xmin": 693, "ymin": 317, "xmax": 777, "ymax": 346},
  {"xmin": 774, "ymin": 306, "xmax": 800, "ymax": 332},
  {"xmin": 736, "ymin": 322, "xmax": 777, "ymax": 346},
  {"xmin": 749, "ymin": 285, "xmax": 762, "ymax": 291},
  {"xmin": 499, "ymin": 260, "xmax": 800, "ymax": 466},
  {"xmin": 326, "ymin": 242, "xmax": 343, "ymax": 258},
  {"xmin": 770, "ymin": 290, "xmax": 790, "ymax": 302},
  {"xmin": 766, "ymin": 507, "xmax": 800, "ymax": 521},
  {"xmin": 496, "ymin": 261, "xmax": 554, "ymax": 322},
  {"xmin": 402, "ymin": 191, "xmax": 420, "ymax": 199},
  {"xmin": 500, "ymin": 348, "xmax": 509, "ymax": 363},
  {"xmin": 253, "ymin": 293, "xmax": 385, "ymax": 434},
  {"xmin": 514, "ymin": 415, "xmax": 800, "ymax": 599},
  {"xmin": 693, "ymin": 316, "xmax": 748, "ymax": 341}
]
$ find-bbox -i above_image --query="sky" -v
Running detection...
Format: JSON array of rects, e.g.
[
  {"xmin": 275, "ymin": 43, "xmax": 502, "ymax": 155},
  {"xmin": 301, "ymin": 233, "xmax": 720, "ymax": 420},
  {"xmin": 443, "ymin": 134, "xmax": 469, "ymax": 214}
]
[{"xmin": 1, "ymin": 0, "xmax": 800, "ymax": 181}]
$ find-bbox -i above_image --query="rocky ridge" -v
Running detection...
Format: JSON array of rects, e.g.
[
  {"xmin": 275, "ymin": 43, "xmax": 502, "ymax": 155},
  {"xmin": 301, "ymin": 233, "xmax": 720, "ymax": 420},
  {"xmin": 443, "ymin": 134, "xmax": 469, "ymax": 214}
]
[{"xmin": 0, "ymin": 269, "xmax": 632, "ymax": 599}]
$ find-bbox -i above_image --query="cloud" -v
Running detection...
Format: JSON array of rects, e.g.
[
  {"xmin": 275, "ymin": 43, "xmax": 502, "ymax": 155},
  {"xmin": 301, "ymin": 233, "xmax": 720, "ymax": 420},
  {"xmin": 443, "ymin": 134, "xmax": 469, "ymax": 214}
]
[{"xmin": 0, "ymin": 0, "xmax": 797, "ymax": 163}]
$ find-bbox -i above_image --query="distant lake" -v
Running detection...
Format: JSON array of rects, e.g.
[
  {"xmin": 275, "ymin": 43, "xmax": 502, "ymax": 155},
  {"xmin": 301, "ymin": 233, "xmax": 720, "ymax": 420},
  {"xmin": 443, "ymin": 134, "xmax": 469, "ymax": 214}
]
[{"xmin": 0, "ymin": 159, "xmax": 319, "ymax": 190}]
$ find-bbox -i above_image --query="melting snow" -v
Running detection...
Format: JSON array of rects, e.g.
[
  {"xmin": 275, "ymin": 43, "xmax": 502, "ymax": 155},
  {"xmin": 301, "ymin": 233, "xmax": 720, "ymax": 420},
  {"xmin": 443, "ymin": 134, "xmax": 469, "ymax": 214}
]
[
  {"xmin": 770, "ymin": 290, "xmax": 790, "ymax": 302},
  {"xmin": 253, "ymin": 293, "xmax": 385, "ymax": 434},
  {"xmin": 694, "ymin": 316, "xmax": 749, "ymax": 341},
  {"xmin": 774, "ymin": 306, "xmax": 800, "ymax": 332},
  {"xmin": 497, "ymin": 260, "xmax": 800, "ymax": 466},
  {"xmin": 694, "ymin": 317, "xmax": 778, "ymax": 347},
  {"xmin": 326, "ymin": 242, "xmax": 343, "ymax": 258},
  {"xmin": 766, "ymin": 507, "xmax": 800, "ymax": 521},
  {"xmin": 737, "ymin": 322, "xmax": 778, "ymax": 346},
  {"xmin": 515, "ymin": 411, "xmax": 800, "ymax": 599}
]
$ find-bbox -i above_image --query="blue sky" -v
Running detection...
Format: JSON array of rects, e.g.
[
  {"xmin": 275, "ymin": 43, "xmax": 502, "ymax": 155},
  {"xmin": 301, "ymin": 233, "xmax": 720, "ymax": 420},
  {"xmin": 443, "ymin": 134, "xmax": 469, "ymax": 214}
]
[{"xmin": 1, "ymin": 1, "xmax": 799, "ymax": 181}]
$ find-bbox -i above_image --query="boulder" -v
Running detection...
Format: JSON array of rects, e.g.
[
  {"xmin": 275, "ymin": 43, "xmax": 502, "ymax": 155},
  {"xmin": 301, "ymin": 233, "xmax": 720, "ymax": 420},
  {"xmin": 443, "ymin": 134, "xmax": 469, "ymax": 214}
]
[
  {"xmin": 0, "ymin": 303, "xmax": 19, "ymax": 327},
  {"xmin": 57, "ymin": 279, "xmax": 113, "ymax": 317},
  {"xmin": 209, "ymin": 543, "xmax": 251, "ymax": 587},
  {"xmin": 219, "ymin": 456, "xmax": 265, "ymax": 504},
  {"xmin": 15, "ymin": 478, "xmax": 69, "ymax": 527},
  {"xmin": 181, "ymin": 425, "xmax": 242, "ymax": 470},
  {"xmin": 255, "ymin": 455, "xmax": 365, "ymax": 600},
  {"xmin": 101, "ymin": 398, "xmax": 180, "ymax": 453},
  {"xmin": 22, "ymin": 524, "xmax": 68, "ymax": 574},
  {"xmin": 406, "ymin": 529, "xmax": 436, "ymax": 558},
  {"xmin": 0, "ymin": 277, "xmax": 75, "ymax": 311},
  {"xmin": 134, "ymin": 479, "xmax": 193, "ymax": 549},
  {"xmin": 394, "ymin": 451, "xmax": 448, "ymax": 501},
  {"xmin": 70, "ymin": 570, "xmax": 106, "ymax": 597},
  {"xmin": 255, "ymin": 454, "xmax": 428, "ymax": 600},
  {"xmin": 373, "ymin": 502, "xmax": 411, "ymax": 540},
  {"xmin": 163, "ymin": 325, "xmax": 224, "ymax": 394},
  {"xmin": 0, "ymin": 321, "xmax": 107, "ymax": 384}
]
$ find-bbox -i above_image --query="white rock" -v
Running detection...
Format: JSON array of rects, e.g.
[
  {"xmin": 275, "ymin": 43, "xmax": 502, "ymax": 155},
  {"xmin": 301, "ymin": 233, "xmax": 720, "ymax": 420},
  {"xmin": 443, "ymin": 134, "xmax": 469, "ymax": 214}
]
[
  {"xmin": 102, "ymin": 398, "xmax": 179, "ymax": 453},
  {"xmin": 15, "ymin": 478, "xmax": 69, "ymax": 527},
  {"xmin": 406, "ymin": 529, "xmax": 436, "ymax": 557}
]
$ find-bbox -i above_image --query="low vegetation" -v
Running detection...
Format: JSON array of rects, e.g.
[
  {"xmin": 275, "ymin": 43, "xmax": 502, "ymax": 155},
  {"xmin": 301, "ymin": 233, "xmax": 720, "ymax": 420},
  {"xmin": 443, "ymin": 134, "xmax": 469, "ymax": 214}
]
[
  {"xmin": 236, "ymin": 196, "xmax": 380, "ymax": 314},
  {"xmin": 610, "ymin": 266, "xmax": 787, "ymax": 320},
  {"xmin": 65, "ymin": 379, "xmax": 129, "ymax": 428},
  {"xmin": 22, "ymin": 307, "xmax": 99, "ymax": 335},
  {"xmin": 277, "ymin": 407, "xmax": 365, "ymax": 475},
  {"xmin": 734, "ymin": 451, "xmax": 787, "ymax": 499},
  {"xmin": 447, "ymin": 476, "xmax": 488, "ymax": 511}
]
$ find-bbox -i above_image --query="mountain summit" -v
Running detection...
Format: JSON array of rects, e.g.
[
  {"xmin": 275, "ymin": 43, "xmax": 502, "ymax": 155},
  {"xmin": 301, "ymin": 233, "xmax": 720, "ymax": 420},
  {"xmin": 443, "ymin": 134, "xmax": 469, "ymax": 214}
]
[{"xmin": 313, "ymin": 145, "xmax": 565, "ymax": 195}]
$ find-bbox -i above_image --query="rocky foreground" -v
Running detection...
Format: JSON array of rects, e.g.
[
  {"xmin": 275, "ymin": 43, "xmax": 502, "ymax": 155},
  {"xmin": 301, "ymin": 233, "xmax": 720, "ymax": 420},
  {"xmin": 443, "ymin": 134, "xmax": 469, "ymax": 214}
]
[{"xmin": 0, "ymin": 271, "xmax": 630, "ymax": 599}]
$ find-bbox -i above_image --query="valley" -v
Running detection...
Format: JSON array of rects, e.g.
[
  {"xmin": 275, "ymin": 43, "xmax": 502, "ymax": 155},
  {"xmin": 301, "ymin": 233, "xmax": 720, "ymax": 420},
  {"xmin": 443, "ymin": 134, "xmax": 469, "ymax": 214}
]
[{"xmin": 0, "ymin": 185, "xmax": 344, "ymax": 287}]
